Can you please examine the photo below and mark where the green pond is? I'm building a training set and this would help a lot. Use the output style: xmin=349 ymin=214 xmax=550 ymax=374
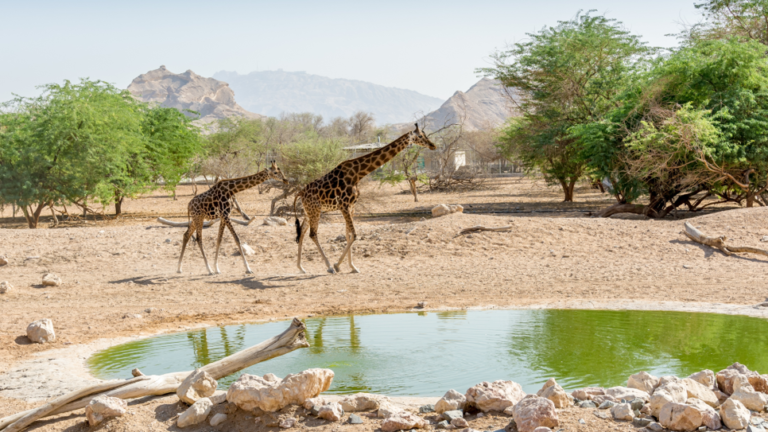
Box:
xmin=87 ymin=309 xmax=768 ymax=396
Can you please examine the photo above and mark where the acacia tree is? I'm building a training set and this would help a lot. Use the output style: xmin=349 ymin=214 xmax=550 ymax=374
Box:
xmin=481 ymin=13 xmax=648 ymax=201
xmin=0 ymin=80 xmax=144 ymax=227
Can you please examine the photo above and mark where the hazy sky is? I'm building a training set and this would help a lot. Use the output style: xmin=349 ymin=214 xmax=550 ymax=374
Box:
xmin=1 ymin=0 xmax=703 ymax=103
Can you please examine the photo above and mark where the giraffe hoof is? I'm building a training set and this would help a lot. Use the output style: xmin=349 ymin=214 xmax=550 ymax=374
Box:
xmin=351 ymin=268 xmax=360 ymax=274
xmin=333 ymin=264 xmax=341 ymax=273
xmin=245 ymin=270 xmax=253 ymax=275
xmin=327 ymin=267 xmax=336 ymax=274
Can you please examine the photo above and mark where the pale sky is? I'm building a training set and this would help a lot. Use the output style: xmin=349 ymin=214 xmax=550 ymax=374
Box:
xmin=1 ymin=0 xmax=703 ymax=103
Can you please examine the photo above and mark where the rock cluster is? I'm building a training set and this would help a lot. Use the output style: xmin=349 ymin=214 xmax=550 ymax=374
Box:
xmin=227 ymin=369 xmax=333 ymax=412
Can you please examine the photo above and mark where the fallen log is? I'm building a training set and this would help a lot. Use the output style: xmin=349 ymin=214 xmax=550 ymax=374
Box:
xmin=0 ymin=376 xmax=149 ymax=432
xmin=156 ymin=217 xmax=254 ymax=228
xmin=683 ymin=222 xmax=768 ymax=258
xmin=0 ymin=318 xmax=309 ymax=431
xmin=458 ymin=225 xmax=513 ymax=235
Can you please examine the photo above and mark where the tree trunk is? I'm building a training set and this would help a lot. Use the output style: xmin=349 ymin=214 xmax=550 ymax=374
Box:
xmin=559 ymin=179 xmax=576 ymax=202
xmin=408 ymin=177 xmax=418 ymax=202
xmin=22 ymin=203 xmax=45 ymax=229
xmin=49 ymin=205 xmax=58 ymax=228
xmin=746 ymin=193 xmax=755 ymax=208
xmin=114 ymin=194 xmax=124 ymax=216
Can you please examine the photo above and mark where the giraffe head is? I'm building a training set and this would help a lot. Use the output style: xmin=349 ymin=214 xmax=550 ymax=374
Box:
xmin=410 ymin=124 xmax=436 ymax=150
xmin=268 ymin=160 xmax=288 ymax=184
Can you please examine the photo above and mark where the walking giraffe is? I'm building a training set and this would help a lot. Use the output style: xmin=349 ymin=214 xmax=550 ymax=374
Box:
xmin=177 ymin=161 xmax=287 ymax=275
xmin=293 ymin=124 xmax=436 ymax=274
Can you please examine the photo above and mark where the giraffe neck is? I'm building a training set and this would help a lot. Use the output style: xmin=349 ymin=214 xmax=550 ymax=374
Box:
xmin=347 ymin=134 xmax=412 ymax=183
xmin=218 ymin=170 xmax=271 ymax=196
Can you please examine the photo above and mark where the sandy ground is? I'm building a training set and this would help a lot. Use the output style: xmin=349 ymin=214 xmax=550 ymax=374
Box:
xmin=1 ymin=178 xmax=767 ymax=431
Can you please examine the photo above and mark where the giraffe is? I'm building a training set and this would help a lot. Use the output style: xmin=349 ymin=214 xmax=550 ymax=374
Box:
xmin=293 ymin=124 xmax=436 ymax=274
xmin=177 ymin=161 xmax=287 ymax=275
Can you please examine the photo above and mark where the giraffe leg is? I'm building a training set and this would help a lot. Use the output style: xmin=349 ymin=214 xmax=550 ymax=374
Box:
xmin=296 ymin=219 xmax=310 ymax=274
xmin=308 ymin=214 xmax=335 ymax=274
xmin=195 ymin=224 xmax=214 ymax=275
xmin=334 ymin=208 xmax=359 ymax=273
xmin=225 ymin=220 xmax=253 ymax=274
xmin=177 ymin=224 xmax=194 ymax=273
xmin=213 ymin=217 xmax=227 ymax=274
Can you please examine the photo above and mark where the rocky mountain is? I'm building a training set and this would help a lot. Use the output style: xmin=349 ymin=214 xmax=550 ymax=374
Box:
xmin=127 ymin=66 xmax=262 ymax=124
xmin=212 ymin=70 xmax=444 ymax=124
xmin=416 ymin=77 xmax=519 ymax=132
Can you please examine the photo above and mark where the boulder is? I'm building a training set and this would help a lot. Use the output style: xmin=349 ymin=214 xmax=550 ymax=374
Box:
xmin=605 ymin=386 xmax=650 ymax=402
xmin=381 ymin=411 xmax=427 ymax=432
xmin=628 ymin=372 xmax=660 ymax=394
xmin=178 ymin=369 xmax=218 ymax=404
xmin=571 ymin=387 xmax=606 ymax=401
xmin=611 ymin=403 xmax=634 ymax=421
xmin=659 ymin=402 xmax=703 ymax=431
xmin=0 ymin=281 xmax=11 ymax=294
xmin=726 ymin=362 xmax=752 ymax=375
xmin=26 ymin=319 xmax=55 ymax=343
xmin=210 ymin=390 xmax=227 ymax=405
xmin=227 ymin=369 xmax=334 ymax=412
xmin=431 ymin=204 xmax=464 ymax=217
xmin=85 ymin=395 xmax=127 ymax=426
xmin=303 ymin=396 xmax=328 ymax=410
xmin=719 ymin=398 xmax=750 ymax=430
xmin=511 ymin=396 xmax=559 ymax=432
xmin=650 ymin=383 xmax=688 ymax=418
xmin=466 ymin=380 xmax=526 ymax=412
xmin=339 ymin=393 xmax=384 ymax=412
xmin=716 ymin=369 xmax=742 ymax=395
xmin=536 ymin=379 xmax=572 ymax=408
xmin=730 ymin=389 xmax=768 ymax=411
xmin=263 ymin=216 xmax=288 ymax=226
xmin=378 ymin=402 xmax=404 ymax=419
xmin=42 ymin=273 xmax=62 ymax=287
xmin=178 ymin=397 xmax=214 ymax=427
xmin=435 ymin=389 xmax=466 ymax=413
xmin=317 ymin=402 xmax=343 ymax=422
xmin=592 ymin=395 xmax=617 ymax=405
xmin=682 ymin=378 xmax=719 ymax=407
xmin=210 ymin=413 xmax=227 ymax=426
xmin=688 ymin=370 xmax=716 ymax=390
xmin=686 ymin=398 xmax=722 ymax=430
xmin=442 ymin=410 xmax=464 ymax=422
xmin=749 ymin=374 xmax=768 ymax=394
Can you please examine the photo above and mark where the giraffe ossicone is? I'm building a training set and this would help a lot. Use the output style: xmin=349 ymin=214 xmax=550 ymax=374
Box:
xmin=177 ymin=161 xmax=287 ymax=275
xmin=293 ymin=124 xmax=436 ymax=274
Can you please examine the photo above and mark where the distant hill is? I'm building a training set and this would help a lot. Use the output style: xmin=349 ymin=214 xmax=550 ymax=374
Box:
xmin=408 ymin=77 xmax=519 ymax=132
xmin=212 ymin=70 xmax=443 ymax=124
xmin=128 ymin=66 xmax=262 ymax=125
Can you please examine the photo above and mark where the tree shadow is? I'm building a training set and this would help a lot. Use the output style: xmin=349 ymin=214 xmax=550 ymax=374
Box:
xmin=669 ymin=239 xmax=768 ymax=263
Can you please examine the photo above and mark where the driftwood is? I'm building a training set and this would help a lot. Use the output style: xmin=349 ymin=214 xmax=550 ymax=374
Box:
xmin=156 ymin=217 xmax=254 ymax=228
xmin=683 ymin=222 xmax=768 ymax=258
xmin=459 ymin=225 xmax=513 ymax=235
xmin=0 ymin=319 xmax=308 ymax=431
xmin=177 ymin=317 xmax=309 ymax=404
xmin=0 ymin=376 xmax=149 ymax=432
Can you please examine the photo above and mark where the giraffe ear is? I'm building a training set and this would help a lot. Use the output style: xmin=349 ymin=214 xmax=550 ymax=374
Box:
xmin=414 ymin=123 xmax=420 ymax=133
xmin=271 ymin=160 xmax=277 ymax=168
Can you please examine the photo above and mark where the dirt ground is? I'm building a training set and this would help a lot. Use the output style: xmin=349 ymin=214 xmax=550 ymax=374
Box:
xmin=1 ymin=177 xmax=767 ymax=431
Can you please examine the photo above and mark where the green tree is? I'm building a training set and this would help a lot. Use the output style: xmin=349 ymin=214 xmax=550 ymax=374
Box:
xmin=691 ymin=0 xmax=768 ymax=44
xmin=481 ymin=13 xmax=648 ymax=201
xmin=0 ymin=80 xmax=144 ymax=228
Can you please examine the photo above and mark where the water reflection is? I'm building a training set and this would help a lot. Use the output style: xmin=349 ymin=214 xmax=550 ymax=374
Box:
xmin=88 ymin=310 xmax=768 ymax=395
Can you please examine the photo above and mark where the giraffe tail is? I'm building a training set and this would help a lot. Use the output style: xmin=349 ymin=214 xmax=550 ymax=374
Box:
xmin=293 ymin=191 xmax=303 ymax=243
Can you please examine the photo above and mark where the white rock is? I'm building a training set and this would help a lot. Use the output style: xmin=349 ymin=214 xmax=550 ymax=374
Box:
xmin=303 ymin=396 xmax=329 ymax=410
xmin=381 ymin=411 xmax=427 ymax=432
xmin=716 ymin=368 xmax=742 ymax=395
xmin=339 ymin=393 xmax=384 ymax=412
xmin=719 ymin=398 xmax=750 ymax=430
xmin=605 ymin=386 xmax=650 ymax=402
xmin=682 ymin=378 xmax=719 ymax=407
xmin=658 ymin=375 xmax=683 ymax=389
xmin=660 ymin=402 xmax=703 ymax=431
xmin=651 ymin=383 xmax=688 ymax=418
xmin=318 ymin=402 xmax=343 ymax=422
xmin=512 ymin=396 xmax=559 ymax=432
xmin=210 ymin=413 xmax=227 ymax=426
xmin=571 ymin=387 xmax=605 ymax=401
xmin=536 ymin=378 xmax=572 ymax=408
xmin=611 ymin=403 xmax=634 ymax=421
xmin=210 ymin=390 xmax=227 ymax=405
xmin=532 ymin=428 xmax=552 ymax=432
xmin=435 ymin=389 xmax=466 ymax=413
xmin=628 ymin=371 xmax=659 ymax=394
xmin=178 ymin=397 xmax=214 ymax=428
xmin=42 ymin=273 xmax=61 ymax=287
xmin=465 ymin=380 xmax=526 ymax=412
xmin=0 ymin=281 xmax=11 ymax=294
xmin=377 ymin=401 xmax=403 ymax=418
xmin=688 ymin=370 xmax=716 ymax=390
xmin=178 ymin=369 xmax=217 ymax=404
xmin=85 ymin=395 xmax=127 ymax=426
xmin=263 ymin=216 xmax=288 ymax=226
xmin=227 ymin=369 xmax=334 ymax=412
xmin=686 ymin=398 xmax=722 ymax=430
xmin=730 ymin=389 xmax=768 ymax=411
xmin=452 ymin=418 xmax=469 ymax=428
xmin=279 ymin=417 xmax=297 ymax=428
xmin=26 ymin=319 xmax=55 ymax=343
